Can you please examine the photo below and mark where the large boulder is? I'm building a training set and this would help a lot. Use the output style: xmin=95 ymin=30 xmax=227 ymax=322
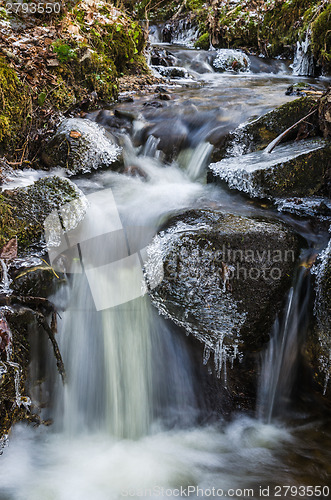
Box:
xmin=41 ymin=118 xmax=122 ymax=175
xmin=208 ymin=138 xmax=331 ymax=199
xmin=146 ymin=209 xmax=300 ymax=364
xmin=211 ymin=96 xmax=319 ymax=163
xmin=0 ymin=176 xmax=87 ymax=254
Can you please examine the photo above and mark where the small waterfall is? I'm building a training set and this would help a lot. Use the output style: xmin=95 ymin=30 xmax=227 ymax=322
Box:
xmin=257 ymin=268 xmax=310 ymax=423
xmin=0 ymin=259 xmax=12 ymax=295
xmin=292 ymin=30 xmax=315 ymax=76
xmin=48 ymin=144 xmax=206 ymax=438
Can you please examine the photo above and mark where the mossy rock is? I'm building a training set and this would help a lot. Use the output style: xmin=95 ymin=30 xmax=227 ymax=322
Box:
xmin=147 ymin=209 xmax=300 ymax=355
xmin=11 ymin=265 xmax=64 ymax=298
xmin=41 ymin=117 xmax=122 ymax=175
xmin=194 ymin=33 xmax=209 ymax=50
xmin=211 ymin=96 xmax=319 ymax=162
xmin=311 ymin=5 xmax=331 ymax=72
xmin=209 ymin=138 xmax=331 ymax=199
xmin=0 ymin=57 xmax=32 ymax=152
xmin=0 ymin=176 xmax=85 ymax=253
xmin=259 ymin=0 xmax=323 ymax=58
xmin=319 ymin=88 xmax=331 ymax=139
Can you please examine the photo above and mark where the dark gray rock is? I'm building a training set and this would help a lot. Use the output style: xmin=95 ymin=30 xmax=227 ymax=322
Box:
xmin=146 ymin=209 xmax=300 ymax=369
xmin=209 ymin=138 xmax=331 ymax=199
xmin=211 ymin=97 xmax=319 ymax=163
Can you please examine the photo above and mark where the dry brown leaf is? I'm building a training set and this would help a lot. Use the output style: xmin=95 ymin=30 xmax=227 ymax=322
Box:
xmin=0 ymin=237 xmax=17 ymax=261
xmin=67 ymin=24 xmax=80 ymax=35
xmin=69 ymin=130 xmax=82 ymax=139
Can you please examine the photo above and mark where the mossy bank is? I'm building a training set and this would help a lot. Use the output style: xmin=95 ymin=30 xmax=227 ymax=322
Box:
xmin=0 ymin=0 xmax=148 ymax=161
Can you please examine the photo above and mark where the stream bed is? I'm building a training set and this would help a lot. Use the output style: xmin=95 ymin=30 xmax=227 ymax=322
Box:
xmin=0 ymin=41 xmax=330 ymax=500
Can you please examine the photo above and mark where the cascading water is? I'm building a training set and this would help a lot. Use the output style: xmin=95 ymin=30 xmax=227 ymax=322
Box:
xmin=1 ymin=33 xmax=331 ymax=500
xmin=292 ymin=30 xmax=315 ymax=77
xmin=257 ymin=268 xmax=311 ymax=423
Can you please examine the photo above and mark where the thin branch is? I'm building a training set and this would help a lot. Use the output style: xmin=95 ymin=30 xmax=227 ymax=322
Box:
xmin=265 ymin=107 xmax=318 ymax=154
xmin=36 ymin=313 xmax=66 ymax=384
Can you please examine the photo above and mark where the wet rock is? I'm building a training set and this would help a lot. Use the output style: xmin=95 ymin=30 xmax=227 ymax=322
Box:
xmin=41 ymin=118 xmax=122 ymax=175
xmin=209 ymin=138 xmax=331 ymax=199
xmin=146 ymin=209 xmax=300 ymax=367
xmin=11 ymin=264 xmax=63 ymax=298
xmin=159 ymin=93 xmax=171 ymax=101
xmin=319 ymin=87 xmax=331 ymax=139
xmin=211 ymin=97 xmax=319 ymax=163
xmin=307 ymin=240 xmax=331 ymax=395
xmin=285 ymin=83 xmax=322 ymax=97
xmin=94 ymin=109 xmax=132 ymax=134
xmin=152 ymin=66 xmax=191 ymax=79
xmin=162 ymin=24 xmax=173 ymax=43
xmin=137 ymin=119 xmax=189 ymax=159
xmin=0 ymin=176 xmax=87 ymax=254
xmin=143 ymin=101 xmax=164 ymax=109
xmin=150 ymin=47 xmax=176 ymax=67
xmin=114 ymin=108 xmax=138 ymax=122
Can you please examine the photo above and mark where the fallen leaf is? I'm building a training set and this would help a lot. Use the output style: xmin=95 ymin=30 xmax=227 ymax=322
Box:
xmin=69 ymin=130 xmax=82 ymax=139
xmin=67 ymin=24 xmax=80 ymax=35
xmin=0 ymin=237 xmax=17 ymax=261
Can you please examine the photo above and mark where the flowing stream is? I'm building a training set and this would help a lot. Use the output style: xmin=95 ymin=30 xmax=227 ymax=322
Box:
xmin=0 ymin=40 xmax=331 ymax=500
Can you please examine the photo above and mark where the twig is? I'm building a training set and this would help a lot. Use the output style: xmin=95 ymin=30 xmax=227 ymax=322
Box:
xmin=265 ymin=107 xmax=318 ymax=154
xmin=36 ymin=313 xmax=66 ymax=383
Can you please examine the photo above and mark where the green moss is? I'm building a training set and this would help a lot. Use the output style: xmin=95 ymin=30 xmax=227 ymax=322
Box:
xmin=260 ymin=0 xmax=326 ymax=58
xmin=311 ymin=5 xmax=331 ymax=71
xmin=194 ymin=32 xmax=209 ymax=50
xmin=0 ymin=176 xmax=81 ymax=252
xmin=52 ymin=41 xmax=78 ymax=63
xmin=0 ymin=58 xmax=31 ymax=151
xmin=212 ymin=5 xmax=259 ymax=50
xmin=134 ymin=0 xmax=178 ymax=22
xmin=257 ymin=144 xmax=331 ymax=198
